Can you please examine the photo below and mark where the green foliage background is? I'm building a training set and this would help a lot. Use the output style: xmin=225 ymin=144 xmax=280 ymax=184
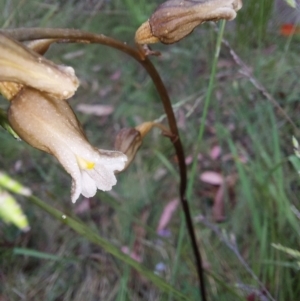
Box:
xmin=1 ymin=0 xmax=300 ymax=300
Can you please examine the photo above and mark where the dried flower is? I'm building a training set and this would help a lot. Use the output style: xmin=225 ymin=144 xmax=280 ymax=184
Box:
xmin=135 ymin=0 xmax=242 ymax=44
xmin=115 ymin=121 xmax=172 ymax=171
xmin=8 ymin=88 xmax=127 ymax=203
xmin=114 ymin=128 xmax=143 ymax=171
xmin=0 ymin=33 xmax=79 ymax=99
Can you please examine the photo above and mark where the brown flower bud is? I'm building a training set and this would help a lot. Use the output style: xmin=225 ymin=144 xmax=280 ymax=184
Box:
xmin=135 ymin=0 xmax=242 ymax=44
xmin=114 ymin=122 xmax=172 ymax=171
xmin=114 ymin=128 xmax=143 ymax=171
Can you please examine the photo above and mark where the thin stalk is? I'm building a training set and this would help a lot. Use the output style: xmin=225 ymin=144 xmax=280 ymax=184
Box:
xmin=173 ymin=20 xmax=226 ymax=301
xmin=187 ymin=21 xmax=226 ymax=197
xmin=2 ymin=28 xmax=206 ymax=300
xmin=167 ymin=211 xmax=186 ymax=301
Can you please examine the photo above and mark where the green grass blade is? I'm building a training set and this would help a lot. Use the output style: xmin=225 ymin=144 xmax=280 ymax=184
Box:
xmin=169 ymin=20 xmax=227 ymax=301
xmin=13 ymin=247 xmax=79 ymax=263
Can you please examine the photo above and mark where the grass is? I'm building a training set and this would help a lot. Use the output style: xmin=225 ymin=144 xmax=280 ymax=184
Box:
xmin=1 ymin=0 xmax=300 ymax=300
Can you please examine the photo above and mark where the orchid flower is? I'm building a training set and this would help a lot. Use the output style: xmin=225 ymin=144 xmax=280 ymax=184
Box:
xmin=0 ymin=34 xmax=126 ymax=202
xmin=8 ymin=88 xmax=127 ymax=203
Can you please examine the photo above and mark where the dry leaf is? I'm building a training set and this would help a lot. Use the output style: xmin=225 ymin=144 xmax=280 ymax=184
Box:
xmin=121 ymin=246 xmax=142 ymax=262
xmin=74 ymin=198 xmax=91 ymax=214
xmin=200 ymin=171 xmax=223 ymax=185
xmin=76 ymin=104 xmax=114 ymax=116
xmin=110 ymin=70 xmax=121 ymax=81
xmin=213 ymin=184 xmax=226 ymax=222
xmin=157 ymin=199 xmax=179 ymax=232
xmin=210 ymin=145 xmax=222 ymax=160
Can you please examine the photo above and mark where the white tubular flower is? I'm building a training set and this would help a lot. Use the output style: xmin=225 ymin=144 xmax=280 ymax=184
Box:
xmin=8 ymin=87 xmax=127 ymax=203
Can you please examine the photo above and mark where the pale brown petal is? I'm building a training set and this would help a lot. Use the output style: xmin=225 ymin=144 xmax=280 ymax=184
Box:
xmin=0 ymin=33 xmax=78 ymax=99
xmin=135 ymin=0 xmax=242 ymax=44
xmin=8 ymin=88 xmax=126 ymax=203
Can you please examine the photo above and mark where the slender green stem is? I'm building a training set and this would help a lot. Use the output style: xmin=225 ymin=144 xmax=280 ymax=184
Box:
xmin=167 ymin=211 xmax=186 ymax=301
xmin=187 ymin=20 xmax=226 ymax=197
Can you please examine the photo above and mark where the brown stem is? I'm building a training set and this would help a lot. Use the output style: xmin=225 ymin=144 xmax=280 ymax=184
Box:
xmin=2 ymin=28 xmax=207 ymax=301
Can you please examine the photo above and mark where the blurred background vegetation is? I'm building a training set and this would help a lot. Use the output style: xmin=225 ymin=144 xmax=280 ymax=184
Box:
xmin=0 ymin=0 xmax=300 ymax=300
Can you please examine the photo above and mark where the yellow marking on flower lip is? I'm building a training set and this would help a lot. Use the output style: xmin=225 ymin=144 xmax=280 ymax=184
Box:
xmin=86 ymin=161 xmax=95 ymax=169
xmin=76 ymin=156 xmax=95 ymax=170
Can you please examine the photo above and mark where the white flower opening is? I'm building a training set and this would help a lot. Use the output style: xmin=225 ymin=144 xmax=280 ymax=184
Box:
xmin=68 ymin=150 xmax=127 ymax=203
xmin=8 ymin=88 xmax=127 ymax=203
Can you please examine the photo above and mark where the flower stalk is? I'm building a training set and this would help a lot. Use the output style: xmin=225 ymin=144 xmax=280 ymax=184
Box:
xmin=0 ymin=6 xmax=241 ymax=295
xmin=0 ymin=26 xmax=202 ymax=298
